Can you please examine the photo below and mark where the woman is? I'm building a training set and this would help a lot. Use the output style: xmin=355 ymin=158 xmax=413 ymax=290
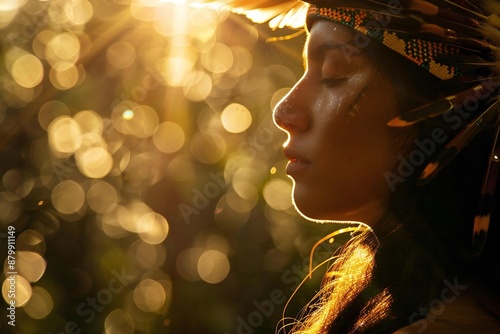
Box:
xmin=206 ymin=0 xmax=500 ymax=332
xmin=274 ymin=12 xmax=500 ymax=333
xmin=272 ymin=1 xmax=500 ymax=333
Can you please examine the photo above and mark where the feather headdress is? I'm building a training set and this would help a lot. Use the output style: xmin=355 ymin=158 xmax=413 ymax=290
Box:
xmin=196 ymin=0 xmax=500 ymax=253
xmin=192 ymin=0 xmax=309 ymax=28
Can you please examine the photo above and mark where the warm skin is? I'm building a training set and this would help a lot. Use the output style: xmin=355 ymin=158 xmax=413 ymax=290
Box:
xmin=274 ymin=20 xmax=407 ymax=224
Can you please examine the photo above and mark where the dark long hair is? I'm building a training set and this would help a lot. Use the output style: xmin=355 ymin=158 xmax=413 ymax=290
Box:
xmin=286 ymin=32 xmax=500 ymax=334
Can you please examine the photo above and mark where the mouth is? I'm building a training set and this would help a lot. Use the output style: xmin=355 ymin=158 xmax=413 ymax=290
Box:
xmin=283 ymin=146 xmax=310 ymax=175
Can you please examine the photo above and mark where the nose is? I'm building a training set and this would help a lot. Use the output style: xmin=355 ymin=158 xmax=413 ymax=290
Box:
xmin=273 ymin=81 xmax=310 ymax=133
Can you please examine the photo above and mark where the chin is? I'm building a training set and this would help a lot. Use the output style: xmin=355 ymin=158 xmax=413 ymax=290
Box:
xmin=290 ymin=177 xmax=389 ymax=224
xmin=291 ymin=184 xmax=339 ymax=221
xmin=291 ymin=188 xmax=379 ymax=224
xmin=293 ymin=202 xmax=375 ymax=225
xmin=292 ymin=195 xmax=349 ymax=222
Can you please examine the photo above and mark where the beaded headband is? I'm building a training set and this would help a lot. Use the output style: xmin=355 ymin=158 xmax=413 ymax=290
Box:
xmin=306 ymin=5 xmax=467 ymax=80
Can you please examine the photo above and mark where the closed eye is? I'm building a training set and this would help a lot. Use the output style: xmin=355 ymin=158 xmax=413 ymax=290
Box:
xmin=321 ymin=77 xmax=348 ymax=88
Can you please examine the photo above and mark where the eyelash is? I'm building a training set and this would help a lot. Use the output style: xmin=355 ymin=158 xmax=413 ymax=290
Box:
xmin=320 ymin=77 xmax=347 ymax=88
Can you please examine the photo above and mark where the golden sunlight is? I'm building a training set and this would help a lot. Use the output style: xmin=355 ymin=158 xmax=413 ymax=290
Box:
xmin=0 ymin=0 xmax=307 ymax=332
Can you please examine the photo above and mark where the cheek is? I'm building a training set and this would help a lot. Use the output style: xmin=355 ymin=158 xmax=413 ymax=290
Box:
xmin=321 ymin=89 xmax=401 ymax=186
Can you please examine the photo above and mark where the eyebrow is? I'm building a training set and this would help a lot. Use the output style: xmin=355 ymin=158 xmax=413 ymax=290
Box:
xmin=303 ymin=41 xmax=358 ymax=68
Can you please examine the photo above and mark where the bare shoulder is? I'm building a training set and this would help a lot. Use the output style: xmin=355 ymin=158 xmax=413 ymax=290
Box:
xmin=393 ymin=287 xmax=500 ymax=334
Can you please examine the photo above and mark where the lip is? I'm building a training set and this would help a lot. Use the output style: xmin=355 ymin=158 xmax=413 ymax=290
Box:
xmin=283 ymin=146 xmax=310 ymax=175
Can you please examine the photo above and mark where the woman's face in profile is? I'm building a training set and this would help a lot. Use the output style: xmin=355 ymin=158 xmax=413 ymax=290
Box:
xmin=274 ymin=20 xmax=404 ymax=223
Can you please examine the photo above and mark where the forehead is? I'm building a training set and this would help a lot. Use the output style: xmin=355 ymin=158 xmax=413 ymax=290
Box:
xmin=307 ymin=20 xmax=356 ymax=50
xmin=304 ymin=20 xmax=362 ymax=65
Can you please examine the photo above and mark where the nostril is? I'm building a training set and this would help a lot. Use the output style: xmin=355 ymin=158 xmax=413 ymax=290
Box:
xmin=273 ymin=109 xmax=292 ymax=132
xmin=273 ymin=102 xmax=309 ymax=132
xmin=277 ymin=120 xmax=298 ymax=132
xmin=273 ymin=111 xmax=287 ymax=130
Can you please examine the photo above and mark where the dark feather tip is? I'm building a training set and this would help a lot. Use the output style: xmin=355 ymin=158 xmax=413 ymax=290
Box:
xmin=417 ymin=147 xmax=458 ymax=185
xmin=397 ymin=99 xmax=454 ymax=124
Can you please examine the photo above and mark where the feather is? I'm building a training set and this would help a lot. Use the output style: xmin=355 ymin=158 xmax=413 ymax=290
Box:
xmin=192 ymin=0 xmax=308 ymax=28
xmin=269 ymin=2 xmax=309 ymax=29
xmin=433 ymin=55 xmax=494 ymax=71
xmin=481 ymin=22 xmax=500 ymax=44
xmin=445 ymin=34 xmax=496 ymax=51
xmin=441 ymin=0 xmax=487 ymax=18
xmin=437 ymin=7 xmax=481 ymax=28
xmin=408 ymin=0 xmax=438 ymax=16
xmin=473 ymin=116 xmax=500 ymax=256
xmin=307 ymin=0 xmax=403 ymax=13
xmin=388 ymin=99 xmax=453 ymax=127
xmin=418 ymin=100 xmax=500 ymax=184
xmin=473 ymin=125 xmax=500 ymax=255
xmin=388 ymin=83 xmax=495 ymax=127
xmin=407 ymin=0 xmax=481 ymax=30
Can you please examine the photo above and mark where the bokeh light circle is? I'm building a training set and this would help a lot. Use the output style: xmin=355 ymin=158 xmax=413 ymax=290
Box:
xmin=128 ymin=241 xmax=166 ymax=270
xmin=202 ymin=43 xmax=233 ymax=74
xmin=38 ymin=100 xmax=71 ymax=130
xmin=87 ymin=181 xmax=118 ymax=214
xmin=183 ymin=71 xmax=212 ymax=102
xmin=104 ymin=309 xmax=135 ymax=334
xmin=197 ymin=250 xmax=230 ymax=284
xmin=0 ymin=191 xmax=23 ymax=223
xmin=76 ymin=146 xmax=113 ymax=179
xmin=101 ymin=205 xmax=129 ymax=239
xmin=24 ymin=286 xmax=53 ymax=319
xmin=221 ymin=103 xmax=252 ymax=134
xmin=112 ymin=104 xmax=159 ymax=138
xmin=152 ymin=122 xmax=185 ymax=154
xmin=138 ymin=212 xmax=169 ymax=244
xmin=74 ymin=110 xmax=103 ymax=135
xmin=133 ymin=279 xmax=166 ymax=312
xmin=48 ymin=116 xmax=82 ymax=154
xmin=17 ymin=230 xmax=46 ymax=255
xmin=49 ymin=64 xmax=80 ymax=90
xmin=51 ymin=180 xmax=86 ymax=214
xmin=263 ymin=179 xmax=293 ymax=211
xmin=16 ymin=251 xmax=47 ymax=282
xmin=46 ymin=32 xmax=80 ymax=70
xmin=11 ymin=54 xmax=44 ymax=88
